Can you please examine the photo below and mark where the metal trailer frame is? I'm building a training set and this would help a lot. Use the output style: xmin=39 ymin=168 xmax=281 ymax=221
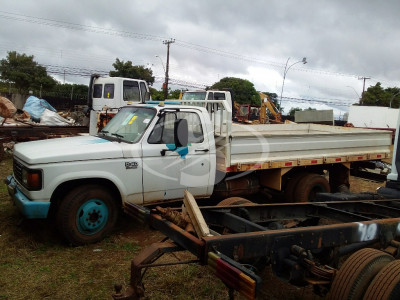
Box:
xmin=0 ymin=125 xmax=88 ymax=140
xmin=114 ymin=199 xmax=400 ymax=300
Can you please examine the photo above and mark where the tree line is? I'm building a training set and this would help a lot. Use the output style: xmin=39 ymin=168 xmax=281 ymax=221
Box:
xmin=0 ymin=51 xmax=277 ymax=108
xmin=361 ymin=83 xmax=400 ymax=108
xmin=2 ymin=50 xmax=396 ymax=111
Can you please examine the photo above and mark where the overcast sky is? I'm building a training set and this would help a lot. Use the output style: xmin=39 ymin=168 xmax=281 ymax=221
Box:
xmin=1 ymin=0 xmax=399 ymax=114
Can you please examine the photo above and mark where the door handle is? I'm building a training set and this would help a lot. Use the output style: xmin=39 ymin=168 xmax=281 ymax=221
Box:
xmin=195 ymin=148 xmax=209 ymax=152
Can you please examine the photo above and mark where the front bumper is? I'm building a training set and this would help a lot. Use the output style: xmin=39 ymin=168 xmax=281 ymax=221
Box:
xmin=5 ymin=175 xmax=50 ymax=219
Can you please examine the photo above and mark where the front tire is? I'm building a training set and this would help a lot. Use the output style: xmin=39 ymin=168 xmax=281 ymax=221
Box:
xmin=57 ymin=184 xmax=118 ymax=246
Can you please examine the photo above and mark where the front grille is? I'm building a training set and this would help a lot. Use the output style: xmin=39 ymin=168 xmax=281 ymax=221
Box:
xmin=13 ymin=159 xmax=23 ymax=183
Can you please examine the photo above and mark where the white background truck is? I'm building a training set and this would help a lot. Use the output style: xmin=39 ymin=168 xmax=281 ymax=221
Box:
xmin=86 ymin=74 xmax=151 ymax=135
xmin=5 ymin=93 xmax=392 ymax=245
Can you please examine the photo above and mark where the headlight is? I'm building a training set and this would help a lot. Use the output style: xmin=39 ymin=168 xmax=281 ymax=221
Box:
xmin=21 ymin=168 xmax=42 ymax=190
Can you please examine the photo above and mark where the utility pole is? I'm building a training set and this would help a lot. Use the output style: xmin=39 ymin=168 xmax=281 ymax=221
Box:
xmin=358 ymin=76 xmax=370 ymax=105
xmin=163 ymin=38 xmax=175 ymax=100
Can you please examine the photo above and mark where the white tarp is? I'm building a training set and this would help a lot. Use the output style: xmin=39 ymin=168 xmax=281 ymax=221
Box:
xmin=40 ymin=109 xmax=74 ymax=126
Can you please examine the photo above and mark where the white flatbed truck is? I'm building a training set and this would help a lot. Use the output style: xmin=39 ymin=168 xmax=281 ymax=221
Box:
xmin=5 ymin=94 xmax=392 ymax=245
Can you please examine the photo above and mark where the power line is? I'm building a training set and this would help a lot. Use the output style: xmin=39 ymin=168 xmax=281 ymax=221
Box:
xmin=0 ymin=11 xmax=164 ymax=42
xmin=281 ymin=96 xmax=356 ymax=107
xmin=0 ymin=10 xmax=378 ymax=81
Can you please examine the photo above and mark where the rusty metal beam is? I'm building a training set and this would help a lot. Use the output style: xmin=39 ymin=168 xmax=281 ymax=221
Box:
xmin=1 ymin=125 xmax=88 ymax=140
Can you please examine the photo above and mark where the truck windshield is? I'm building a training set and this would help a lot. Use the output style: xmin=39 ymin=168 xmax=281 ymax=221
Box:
xmin=181 ymin=92 xmax=206 ymax=100
xmin=99 ymin=107 xmax=156 ymax=143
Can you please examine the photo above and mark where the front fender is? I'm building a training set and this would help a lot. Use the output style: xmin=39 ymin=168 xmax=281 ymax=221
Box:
xmin=42 ymin=159 xmax=143 ymax=205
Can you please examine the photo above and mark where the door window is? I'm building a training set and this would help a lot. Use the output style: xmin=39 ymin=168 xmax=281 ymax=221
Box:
xmin=104 ymin=84 xmax=114 ymax=99
xmin=123 ymin=81 xmax=140 ymax=101
xmin=93 ymin=84 xmax=102 ymax=98
xmin=148 ymin=111 xmax=204 ymax=144
xmin=140 ymin=82 xmax=150 ymax=101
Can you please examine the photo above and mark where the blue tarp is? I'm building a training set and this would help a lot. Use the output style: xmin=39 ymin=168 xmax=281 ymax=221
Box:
xmin=23 ymin=96 xmax=57 ymax=122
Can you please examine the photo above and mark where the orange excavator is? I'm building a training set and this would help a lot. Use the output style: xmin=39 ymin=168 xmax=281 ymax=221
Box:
xmin=259 ymin=92 xmax=282 ymax=124
xmin=234 ymin=93 xmax=283 ymax=124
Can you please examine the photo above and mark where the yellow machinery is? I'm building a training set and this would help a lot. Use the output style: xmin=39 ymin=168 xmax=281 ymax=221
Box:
xmin=259 ymin=92 xmax=282 ymax=123
xmin=233 ymin=93 xmax=283 ymax=124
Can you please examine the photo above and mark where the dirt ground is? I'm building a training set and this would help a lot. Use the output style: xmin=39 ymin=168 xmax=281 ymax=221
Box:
xmin=0 ymin=152 xmax=390 ymax=299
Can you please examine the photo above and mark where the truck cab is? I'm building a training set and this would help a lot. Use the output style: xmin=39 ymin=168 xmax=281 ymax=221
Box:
xmin=88 ymin=75 xmax=151 ymax=135
xmin=6 ymin=102 xmax=217 ymax=245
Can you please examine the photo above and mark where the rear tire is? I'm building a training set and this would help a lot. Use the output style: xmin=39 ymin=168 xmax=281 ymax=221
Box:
xmin=284 ymin=172 xmax=307 ymax=202
xmin=57 ymin=184 xmax=118 ymax=246
xmin=216 ymin=197 xmax=265 ymax=271
xmin=363 ymin=259 xmax=400 ymax=300
xmin=327 ymin=248 xmax=393 ymax=300
xmin=293 ymin=174 xmax=330 ymax=202
xmin=216 ymin=197 xmax=253 ymax=206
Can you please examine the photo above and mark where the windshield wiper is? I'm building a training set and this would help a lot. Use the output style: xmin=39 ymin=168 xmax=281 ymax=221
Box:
xmin=112 ymin=133 xmax=124 ymax=138
xmin=99 ymin=130 xmax=109 ymax=135
xmin=111 ymin=133 xmax=125 ymax=142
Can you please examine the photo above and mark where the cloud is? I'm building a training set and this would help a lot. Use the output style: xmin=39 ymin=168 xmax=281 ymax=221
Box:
xmin=1 ymin=0 xmax=399 ymax=112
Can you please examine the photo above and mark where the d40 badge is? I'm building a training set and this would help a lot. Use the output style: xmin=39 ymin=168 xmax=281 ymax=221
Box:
xmin=125 ymin=161 xmax=138 ymax=169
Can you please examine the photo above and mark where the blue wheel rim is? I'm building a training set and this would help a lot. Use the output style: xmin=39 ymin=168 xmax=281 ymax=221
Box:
xmin=76 ymin=199 xmax=109 ymax=235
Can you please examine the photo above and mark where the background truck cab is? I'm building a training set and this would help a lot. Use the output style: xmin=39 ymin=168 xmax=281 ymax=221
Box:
xmin=87 ymin=74 xmax=151 ymax=135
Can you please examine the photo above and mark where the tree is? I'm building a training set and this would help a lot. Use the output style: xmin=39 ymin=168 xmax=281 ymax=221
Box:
xmin=288 ymin=107 xmax=315 ymax=117
xmin=150 ymin=87 xmax=182 ymax=100
xmin=150 ymin=87 xmax=164 ymax=100
xmin=169 ymin=89 xmax=182 ymax=99
xmin=52 ymin=82 xmax=88 ymax=98
xmin=210 ymin=77 xmax=260 ymax=105
xmin=0 ymin=51 xmax=57 ymax=94
xmin=361 ymin=82 xmax=400 ymax=108
xmin=289 ymin=107 xmax=303 ymax=117
xmin=109 ymin=58 xmax=154 ymax=85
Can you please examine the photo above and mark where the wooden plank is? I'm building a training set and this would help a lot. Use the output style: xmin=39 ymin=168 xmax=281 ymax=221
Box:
xmin=183 ymin=190 xmax=211 ymax=238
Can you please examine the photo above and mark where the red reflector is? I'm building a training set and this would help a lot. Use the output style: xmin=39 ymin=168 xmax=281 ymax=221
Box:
xmin=285 ymin=162 xmax=292 ymax=166
xmin=226 ymin=167 xmax=231 ymax=171
xmin=335 ymin=158 xmax=341 ymax=162
xmin=377 ymin=155 xmax=382 ymax=158
xmin=216 ymin=258 xmax=241 ymax=289
xmin=358 ymin=156 xmax=363 ymax=160
xmin=254 ymin=164 xmax=261 ymax=169
xmin=311 ymin=160 xmax=317 ymax=164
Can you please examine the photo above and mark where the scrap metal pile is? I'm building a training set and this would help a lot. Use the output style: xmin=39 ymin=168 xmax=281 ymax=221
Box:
xmin=0 ymin=95 xmax=88 ymax=159
xmin=0 ymin=95 xmax=77 ymax=127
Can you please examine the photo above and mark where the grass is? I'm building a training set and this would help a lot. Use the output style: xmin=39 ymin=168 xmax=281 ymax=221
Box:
xmin=0 ymin=154 xmax=228 ymax=300
xmin=0 ymin=152 xmax=389 ymax=299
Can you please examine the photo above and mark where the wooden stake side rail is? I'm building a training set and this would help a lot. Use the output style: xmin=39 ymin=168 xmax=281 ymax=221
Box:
xmin=223 ymin=152 xmax=390 ymax=172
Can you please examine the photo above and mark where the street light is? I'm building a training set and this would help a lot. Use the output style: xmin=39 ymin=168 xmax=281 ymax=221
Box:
xmin=390 ymin=91 xmax=400 ymax=108
xmin=155 ymin=55 xmax=167 ymax=99
xmin=279 ymin=57 xmax=307 ymax=108
xmin=155 ymin=55 xmax=165 ymax=73
xmin=346 ymin=86 xmax=360 ymax=104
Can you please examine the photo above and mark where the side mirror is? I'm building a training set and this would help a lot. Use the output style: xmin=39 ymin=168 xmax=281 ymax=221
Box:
xmin=174 ymin=119 xmax=188 ymax=147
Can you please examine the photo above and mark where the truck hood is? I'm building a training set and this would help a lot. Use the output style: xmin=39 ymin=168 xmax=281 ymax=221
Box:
xmin=14 ymin=135 xmax=124 ymax=164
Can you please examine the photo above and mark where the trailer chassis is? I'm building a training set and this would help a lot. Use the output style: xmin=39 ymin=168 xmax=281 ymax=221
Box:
xmin=113 ymin=199 xmax=400 ymax=299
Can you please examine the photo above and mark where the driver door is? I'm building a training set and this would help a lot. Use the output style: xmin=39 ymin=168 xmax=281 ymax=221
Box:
xmin=142 ymin=109 xmax=212 ymax=203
